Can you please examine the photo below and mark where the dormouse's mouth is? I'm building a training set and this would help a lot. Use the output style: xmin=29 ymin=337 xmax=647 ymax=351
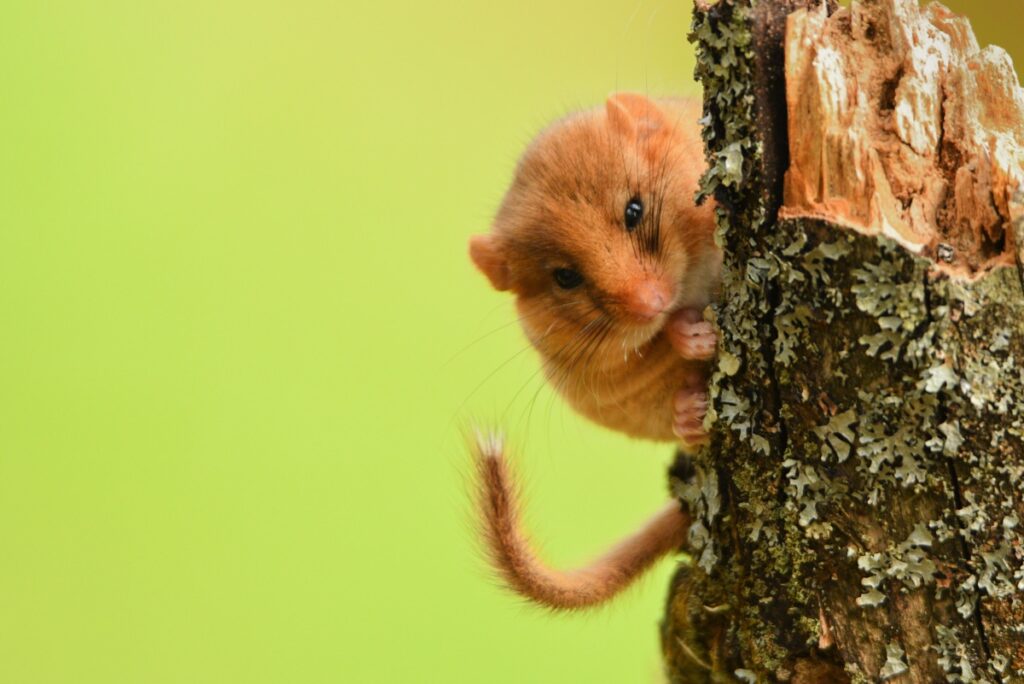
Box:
xmin=614 ymin=281 xmax=698 ymax=355
xmin=616 ymin=308 xmax=674 ymax=355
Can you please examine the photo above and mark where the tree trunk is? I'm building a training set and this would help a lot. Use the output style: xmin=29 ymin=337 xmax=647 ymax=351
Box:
xmin=662 ymin=1 xmax=1024 ymax=682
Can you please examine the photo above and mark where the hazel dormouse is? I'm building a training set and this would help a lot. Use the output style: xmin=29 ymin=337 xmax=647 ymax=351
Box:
xmin=469 ymin=94 xmax=721 ymax=610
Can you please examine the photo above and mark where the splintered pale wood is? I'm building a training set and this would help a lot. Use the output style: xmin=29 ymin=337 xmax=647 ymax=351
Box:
xmin=781 ymin=0 xmax=1024 ymax=277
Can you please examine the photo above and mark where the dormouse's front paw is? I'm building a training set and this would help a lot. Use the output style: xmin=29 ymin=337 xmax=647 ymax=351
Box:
xmin=673 ymin=387 xmax=709 ymax=449
xmin=667 ymin=308 xmax=717 ymax=361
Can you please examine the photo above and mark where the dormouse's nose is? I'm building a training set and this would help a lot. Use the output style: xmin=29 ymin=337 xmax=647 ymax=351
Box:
xmin=622 ymin=278 xmax=674 ymax=322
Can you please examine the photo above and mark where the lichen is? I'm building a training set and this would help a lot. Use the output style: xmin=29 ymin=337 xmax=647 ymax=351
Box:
xmin=879 ymin=642 xmax=909 ymax=680
xmin=676 ymin=0 xmax=809 ymax=676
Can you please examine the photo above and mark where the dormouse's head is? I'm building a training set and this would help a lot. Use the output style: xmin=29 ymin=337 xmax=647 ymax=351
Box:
xmin=469 ymin=93 xmax=715 ymax=369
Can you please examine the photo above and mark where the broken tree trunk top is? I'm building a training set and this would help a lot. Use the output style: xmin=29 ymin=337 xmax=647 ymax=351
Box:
xmin=780 ymin=0 xmax=1024 ymax=279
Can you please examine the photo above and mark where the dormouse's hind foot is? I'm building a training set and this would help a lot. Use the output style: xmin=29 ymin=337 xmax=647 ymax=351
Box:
xmin=673 ymin=388 xmax=708 ymax=449
xmin=673 ymin=386 xmax=709 ymax=450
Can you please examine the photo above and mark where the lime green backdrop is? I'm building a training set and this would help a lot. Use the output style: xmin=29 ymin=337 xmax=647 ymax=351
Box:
xmin=0 ymin=2 xmax=1019 ymax=682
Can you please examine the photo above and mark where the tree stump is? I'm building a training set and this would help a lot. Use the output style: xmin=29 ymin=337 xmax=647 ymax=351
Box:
xmin=662 ymin=1 xmax=1024 ymax=681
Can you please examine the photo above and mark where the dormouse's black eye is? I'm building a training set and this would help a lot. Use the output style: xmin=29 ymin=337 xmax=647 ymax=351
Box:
xmin=553 ymin=268 xmax=584 ymax=290
xmin=624 ymin=197 xmax=644 ymax=231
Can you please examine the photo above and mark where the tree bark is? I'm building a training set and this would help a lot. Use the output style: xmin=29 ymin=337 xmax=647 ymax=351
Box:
xmin=662 ymin=1 xmax=1024 ymax=682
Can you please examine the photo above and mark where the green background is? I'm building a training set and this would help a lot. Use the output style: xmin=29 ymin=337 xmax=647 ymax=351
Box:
xmin=1 ymin=1 xmax=1019 ymax=682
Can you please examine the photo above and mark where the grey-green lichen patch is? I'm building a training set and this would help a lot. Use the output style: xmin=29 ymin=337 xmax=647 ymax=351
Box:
xmin=855 ymin=525 xmax=938 ymax=607
xmin=935 ymin=267 xmax=1024 ymax=679
xmin=674 ymin=467 xmax=724 ymax=574
xmin=933 ymin=625 xmax=991 ymax=683
xmin=814 ymin=410 xmax=857 ymax=462
xmin=734 ymin=668 xmax=758 ymax=683
xmin=692 ymin=2 xmax=757 ymax=207
xmin=677 ymin=0 xmax=811 ymax=677
xmin=879 ymin=642 xmax=909 ymax=680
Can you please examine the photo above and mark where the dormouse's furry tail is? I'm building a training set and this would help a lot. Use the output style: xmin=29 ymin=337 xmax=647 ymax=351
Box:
xmin=471 ymin=431 xmax=690 ymax=610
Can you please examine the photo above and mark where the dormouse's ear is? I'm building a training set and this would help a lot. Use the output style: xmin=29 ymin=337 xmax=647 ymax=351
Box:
xmin=605 ymin=93 xmax=667 ymax=139
xmin=469 ymin=234 xmax=510 ymax=291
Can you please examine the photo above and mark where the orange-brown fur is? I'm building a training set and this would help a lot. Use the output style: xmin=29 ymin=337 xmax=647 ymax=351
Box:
xmin=472 ymin=95 xmax=718 ymax=441
xmin=469 ymin=94 xmax=718 ymax=610
xmin=472 ymin=432 xmax=690 ymax=610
